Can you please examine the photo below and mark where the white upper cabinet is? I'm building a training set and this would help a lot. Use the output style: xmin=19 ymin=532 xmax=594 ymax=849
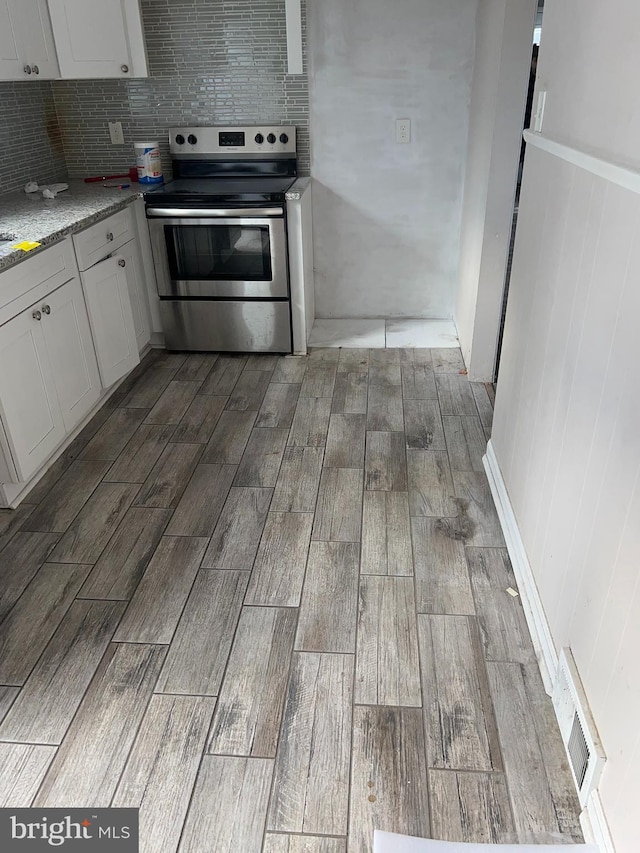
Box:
xmin=47 ymin=0 xmax=148 ymax=79
xmin=0 ymin=0 xmax=59 ymax=81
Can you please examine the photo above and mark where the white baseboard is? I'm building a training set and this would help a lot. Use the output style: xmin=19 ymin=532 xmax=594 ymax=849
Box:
xmin=483 ymin=439 xmax=616 ymax=853
xmin=483 ymin=440 xmax=558 ymax=693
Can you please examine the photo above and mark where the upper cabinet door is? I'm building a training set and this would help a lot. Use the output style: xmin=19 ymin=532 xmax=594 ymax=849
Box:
xmin=0 ymin=0 xmax=59 ymax=81
xmin=48 ymin=0 xmax=148 ymax=79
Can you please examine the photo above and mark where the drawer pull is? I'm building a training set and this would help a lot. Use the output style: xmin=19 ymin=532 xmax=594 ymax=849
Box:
xmin=106 ymin=232 xmax=114 ymax=241
xmin=24 ymin=65 xmax=32 ymax=75
xmin=118 ymin=259 xmax=126 ymax=267
xmin=121 ymin=64 xmax=129 ymax=73
xmin=42 ymin=304 xmax=51 ymax=315
xmin=33 ymin=65 xmax=40 ymax=75
xmin=32 ymin=310 xmax=42 ymax=321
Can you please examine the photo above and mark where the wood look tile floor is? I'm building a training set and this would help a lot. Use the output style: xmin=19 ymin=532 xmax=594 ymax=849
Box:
xmin=0 ymin=347 xmax=583 ymax=852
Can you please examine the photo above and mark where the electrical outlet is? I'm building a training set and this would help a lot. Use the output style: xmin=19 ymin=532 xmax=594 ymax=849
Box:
xmin=395 ymin=118 xmax=411 ymax=144
xmin=108 ymin=121 xmax=125 ymax=145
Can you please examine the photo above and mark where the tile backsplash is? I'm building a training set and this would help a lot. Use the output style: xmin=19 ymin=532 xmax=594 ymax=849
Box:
xmin=51 ymin=0 xmax=310 ymax=180
xmin=0 ymin=82 xmax=67 ymax=195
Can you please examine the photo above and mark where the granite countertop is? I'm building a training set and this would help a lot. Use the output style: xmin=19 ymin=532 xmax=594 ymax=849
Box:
xmin=0 ymin=181 xmax=143 ymax=273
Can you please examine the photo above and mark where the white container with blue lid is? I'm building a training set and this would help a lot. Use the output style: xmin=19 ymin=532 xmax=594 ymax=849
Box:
xmin=135 ymin=141 xmax=163 ymax=184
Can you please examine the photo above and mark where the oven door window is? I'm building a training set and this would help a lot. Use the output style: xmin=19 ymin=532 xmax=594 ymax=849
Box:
xmin=165 ymin=224 xmax=273 ymax=282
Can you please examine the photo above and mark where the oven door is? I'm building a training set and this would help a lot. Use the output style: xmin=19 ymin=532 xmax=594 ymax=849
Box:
xmin=147 ymin=208 xmax=289 ymax=299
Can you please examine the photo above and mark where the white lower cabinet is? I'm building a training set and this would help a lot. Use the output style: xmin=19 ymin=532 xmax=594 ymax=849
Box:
xmin=0 ymin=277 xmax=99 ymax=482
xmin=123 ymin=236 xmax=151 ymax=352
xmin=81 ymin=242 xmax=140 ymax=388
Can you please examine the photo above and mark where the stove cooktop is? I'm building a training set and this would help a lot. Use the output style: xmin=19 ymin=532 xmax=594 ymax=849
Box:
xmin=144 ymin=176 xmax=297 ymax=205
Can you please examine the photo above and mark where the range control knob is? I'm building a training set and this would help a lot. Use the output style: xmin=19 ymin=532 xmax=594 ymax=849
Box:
xmin=187 ymin=134 xmax=198 ymax=145
xmin=267 ymin=133 xmax=277 ymax=144
xmin=255 ymin=133 xmax=264 ymax=144
xmin=175 ymin=134 xmax=185 ymax=145
xmin=279 ymin=133 xmax=289 ymax=144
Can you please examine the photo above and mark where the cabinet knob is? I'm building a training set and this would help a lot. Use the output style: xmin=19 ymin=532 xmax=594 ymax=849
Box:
xmin=33 ymin=65 xmax=40 ymax=75
xmin=42 ymin=304 xmax=51 ymax=315
xmin=121 ymin=64 xmax=129 ymax=73
xmin=118 ymin=259 xmax=126 ymax=267
xmin=32 ymin=310 xmax=42 ymax=321
xmin=106 ymin=232 xmax=114 ymax=241
xmin=24 ymin=65 xmax=32 ymax=75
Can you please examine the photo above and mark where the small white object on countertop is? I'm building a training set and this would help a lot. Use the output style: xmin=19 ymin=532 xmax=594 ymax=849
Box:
xmin=24 ymin=182 xmax=70 ymax=198
xmin=24 ymin=182 xmax=39 ymax=193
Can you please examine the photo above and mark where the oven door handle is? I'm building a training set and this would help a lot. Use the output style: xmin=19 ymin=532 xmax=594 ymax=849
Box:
xmin=146 ymin=207 xmax=284 ymax=218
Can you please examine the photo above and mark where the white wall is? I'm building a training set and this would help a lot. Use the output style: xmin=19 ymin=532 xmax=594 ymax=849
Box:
xmin=307 ymin=0 xmax=476 ymax=319
xmin=455 ymin=0 xmax=537 ymax=380
xmin=492 ymin=2 xmax=640 ymax=850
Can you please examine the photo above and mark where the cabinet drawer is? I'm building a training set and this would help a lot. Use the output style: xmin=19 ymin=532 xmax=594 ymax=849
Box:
xmin=73 ymin=207 xmax=133 ymax=271
xmin=0 ymin=238 xmax=76 ymax=315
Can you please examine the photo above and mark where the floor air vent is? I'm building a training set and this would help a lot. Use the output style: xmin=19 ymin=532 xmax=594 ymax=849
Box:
xmin=552 ymin=648 xmax=606 ymax=806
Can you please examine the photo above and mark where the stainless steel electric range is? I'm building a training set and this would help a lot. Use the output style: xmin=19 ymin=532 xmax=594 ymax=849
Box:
xmin=144 ymin=125 xmax=298 ymax=352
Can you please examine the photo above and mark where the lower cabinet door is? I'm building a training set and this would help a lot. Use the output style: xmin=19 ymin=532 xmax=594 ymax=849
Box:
xmin=122 ymin=237 xmax=151 ymax=352
xmin=0 ymin=300 xmax=66 ymax=482
xmin=41 ymin=276 xmax=101 ymax=432
xmin=81 ymin=253 xmax=140 ymax=387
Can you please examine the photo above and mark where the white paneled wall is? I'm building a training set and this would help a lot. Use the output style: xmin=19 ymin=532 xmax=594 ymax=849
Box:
xmin=492 ymin=142 xmax=640 ymax=852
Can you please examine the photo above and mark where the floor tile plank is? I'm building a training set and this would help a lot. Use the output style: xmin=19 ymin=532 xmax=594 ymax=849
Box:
xmin=104 ymin=424 xmax=176 ymax=483
xmin=369 ymin=361 xmax=402 ymax=387
xmin=198 ymin=354 xmax=247 ymax=395
xmin=300 ymin=363 xmax=337 ymax=398
xmin=295 ymin=541 xmax=359 ymax=653
xmin=288 ymin=397 xmax=332 ymax=447
xmin=22 ymin=461 xmax=111 ymax=533
xmin=156 ymin=570 xmax=248 ymax=696
xmin=349 ymin=706 xmax=430 ymax=853
xmin=401 ymin=362 xmax=438 ymax=400
xmin=0 ymin=503 xmax=36 ymax=551
xmin=175 ymin=353 xmax=219 ymax=382
xmin=145 ymin=380 xmax=202 ymax=425
xmin=411 ymin=517 xmax=475 ymax=614
xmin=418 ymin=614 xmax=500 ymax=771
xmin=48 ymin=482 xmax=139 ymax=564
xmin=471 ymin=381 xmax=494 ymax=430
xmin=403 ymin=398 xmax=446 ymax=451
xmin=165 ymin=463 xmax=237 ymax=536
xmin=324 ymin=413 xmax=366 ymax=468
xmin=201 ymin=487 xmax=272 ymax=570
xmin=113 ymin=536 xmax=209 ymax=644
xmin=256 ymin=383 xmax=301 ymax=428
xmin=121 ymin=365 xmax=178 ymax=409
xmin=201 ymin=410 xmax=257 ymax=463
xmin=245 ymin=512 xmax=314 ymax=607
xmin=178 ymin=756 xmax=273 ymax=853
xmin=80 ymin=407 xmax=148 ymax=460
xmin=233 ymin=428 xmax=289 ymax=488
xmin=436 ymin=374 xmax=478 ymax=416
xmin=453 ymin=471 xmax=505 ymax=547
xmin=271 ymin=446 xmax=324 ymax=513
xmin=431 ymin=348 xmax=465 ymax=373
xmin=331 ymin=371 xmax=368 ymax=414
xmin=367 ymin=385 xmax=404 ymax=432
xmin=226 ymin=370 xmax=272 ymax=412
xmin=365 ymin=431 xmax=407 ymax=491
xmin=0 ymin=744 xmax=57 ymax=806
xmin=0 ymin=562 xmax=90 ymax=685
xmin=171 ymin=395 xmax=228 ymax=444
xmin=337 ymin=348 xmax=369 ymax=372
xmin=467 ymin=548 xmax=536 ymax=664
xmin=134 ymin=443 xmax=203 ymax=509
xmin=312 ymin=468 xmax=363 ymax=542
xmin=361 ymin=491 xmax=413 ymax=576
xmin=267 ymin=652 xmax=353 ymax=835
xmin=78 ymin=507 xmax=172 ymax=600
xmin=429 ymin=770 xmax=516 ymax=843
xmin=34 ymin=643 xmax=167 ymax=807
xmin=113 ymin=694 xmax=216 ymax=853
xmin=0 ymin=687 xmax=19 ymax=724
xmin=0 ymin=600 xmax=126 ymax=744
xmin=407 ymin=450 xmax=457 ymax=518
xmin=0 ymin=531 xmax=61 ymax=621
xmin=271 ymin=356 xmax=308 ymax=384
xmin=443 ymin=416 xmax=487 ymax=472
xmin=263 ymin=836 xmax=346 ymax=853
xmin=487 ymin=661 xmax=561 ymax=841
xmin=355 ymin=576 xmax=421 ymax=707
xmin=207 ymin=607 xmax=297 ymax=757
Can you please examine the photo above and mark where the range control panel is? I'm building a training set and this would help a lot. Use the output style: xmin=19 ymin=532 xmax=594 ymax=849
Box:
xmin=169 ymin=126 xmax=296 ymax=156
